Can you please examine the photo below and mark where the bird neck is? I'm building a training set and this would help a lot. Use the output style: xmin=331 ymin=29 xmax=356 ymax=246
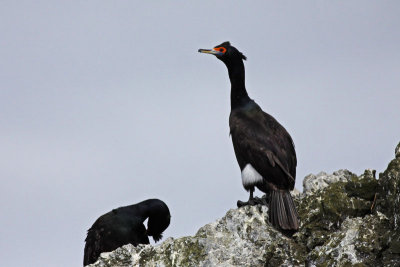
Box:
xmin=140 ymin=199 xmax=165 ymax=220
xmin=124 ymin=200 xmax=161 ymax=222
xmin=227 ymin=59 xmax=250 ymax=109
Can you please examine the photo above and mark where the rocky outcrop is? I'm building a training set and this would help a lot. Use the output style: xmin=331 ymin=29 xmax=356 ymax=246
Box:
xmin=88 ymin=142 xmax=400 ymax=267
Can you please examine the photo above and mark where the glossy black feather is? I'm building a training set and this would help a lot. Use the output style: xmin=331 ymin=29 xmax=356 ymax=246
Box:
xmin=229 ymin=100 xmax=296 ymax=190
xmin=83 ymin=199 xmax=170 ymax=266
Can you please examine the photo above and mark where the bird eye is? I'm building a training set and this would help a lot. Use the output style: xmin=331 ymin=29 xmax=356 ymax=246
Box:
xmin=215 ymin=47 xmax=226 ymax=53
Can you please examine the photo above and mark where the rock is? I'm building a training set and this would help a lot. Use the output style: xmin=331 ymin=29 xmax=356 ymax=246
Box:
xmin=291 ymin=187 xmax=301 ymax=197
xmin=302 ymin=169 xmax=354 ymax=195
xmin=307 ymin=212 xmax=390 ymax=266
xmin=88 ymin=142 xmax=400 ymax=267
xmin=377 ymin=146 xmax=400 ymax=230
xmin=296 ymin=168 xmax=378 ymax=254
xmin=89 ymin=205 xmax=306 ymax=267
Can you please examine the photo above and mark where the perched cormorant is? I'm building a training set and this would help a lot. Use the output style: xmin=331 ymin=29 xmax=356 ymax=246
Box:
xmin=198 ymin=42 xmax=299 ymax=232
xmin=83 ymin=199 xmax=171 ymax=266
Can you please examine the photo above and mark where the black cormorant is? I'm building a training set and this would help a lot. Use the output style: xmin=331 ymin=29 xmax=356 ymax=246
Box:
xmin=83 ymin=199 xmax=171 ymax=266
xmin=198 ymin=42 xmax=299 ymax=232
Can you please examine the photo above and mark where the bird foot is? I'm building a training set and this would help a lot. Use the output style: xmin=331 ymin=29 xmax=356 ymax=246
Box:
xmin=237 ymin=196 xmax=266 ymax=208
xmin=237 ymin=200 xmax=254 ymax=207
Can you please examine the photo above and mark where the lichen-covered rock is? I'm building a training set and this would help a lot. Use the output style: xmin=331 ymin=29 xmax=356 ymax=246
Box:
xmin=377 ymin=149 xmax=400 ymax=229
xmin=308 ymin=212 xmax=390 ymax=266
xmin=88 ymin=142 xmax=400 ymax=267
xmin=89 ymin=205 xmax=306 ymax=267
xmin=296 ymin=169 xmax=378 ymax=253
xmin=302 ymin=169 xmax=354 ymax=195
xmin=375 ymin=142 xmax=400 ymax=265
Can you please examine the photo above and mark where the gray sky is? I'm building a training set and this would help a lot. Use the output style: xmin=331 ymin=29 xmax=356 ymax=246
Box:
xmin=1 ymin=1 xmax=399 ymax=266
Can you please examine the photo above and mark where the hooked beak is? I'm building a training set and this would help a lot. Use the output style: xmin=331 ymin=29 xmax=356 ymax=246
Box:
xmin=198 ymin=48 xmax=223 ymax=56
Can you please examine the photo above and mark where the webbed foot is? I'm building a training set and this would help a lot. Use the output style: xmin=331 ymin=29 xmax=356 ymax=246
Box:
xmin=237 ymin=196 xmax=265 ymax=208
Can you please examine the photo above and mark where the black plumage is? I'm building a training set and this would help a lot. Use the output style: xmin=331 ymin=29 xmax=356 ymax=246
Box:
xmin=198 ymin=42 xmax=299 ymax=232
xmin=83 ymin=199 xmax=171 ymax=266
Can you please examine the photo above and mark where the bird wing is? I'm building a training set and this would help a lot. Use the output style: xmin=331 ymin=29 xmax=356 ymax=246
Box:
xmin=84 ymin=224 xmax=107 ymax=265
xmin=229 ymin=105 xmax=296 ymax=189
xmin=84 ymin=212 xmax=150 ymax=265
xmin=83 ymin=214 xmax=128 ymax=265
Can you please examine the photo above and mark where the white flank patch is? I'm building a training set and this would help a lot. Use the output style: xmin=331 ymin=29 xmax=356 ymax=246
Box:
xmin=241 ymin=164 xmax=263 ymax=187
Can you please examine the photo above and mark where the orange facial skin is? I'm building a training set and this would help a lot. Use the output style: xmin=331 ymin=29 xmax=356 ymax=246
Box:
xmin=214 ymin=47 xmax=227 ymax=54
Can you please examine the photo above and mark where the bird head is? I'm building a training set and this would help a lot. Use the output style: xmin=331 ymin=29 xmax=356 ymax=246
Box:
xmin=146 ymin=213 xmax=171 ymax=242
xmin=198 ymin=41 xmax=246 ymax=63
xmin=145 ymin=200 xmax=171 ymax=242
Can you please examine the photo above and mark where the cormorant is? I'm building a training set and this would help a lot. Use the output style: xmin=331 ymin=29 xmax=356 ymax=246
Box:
xmin=198 ymin=42 xmax=299 ymax=232
xmin=83 ymin=199 xmax=171 ymax=266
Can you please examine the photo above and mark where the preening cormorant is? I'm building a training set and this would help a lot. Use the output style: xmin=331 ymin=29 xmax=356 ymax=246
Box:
xmin=83 ymin=199 xmax=171 ymax=266
xmin=198 ymin=42 xmax=299 ymax=232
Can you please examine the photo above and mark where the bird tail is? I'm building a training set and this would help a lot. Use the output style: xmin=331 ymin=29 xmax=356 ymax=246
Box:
xmin=269 ymin=190 xmax=299 ymax=232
